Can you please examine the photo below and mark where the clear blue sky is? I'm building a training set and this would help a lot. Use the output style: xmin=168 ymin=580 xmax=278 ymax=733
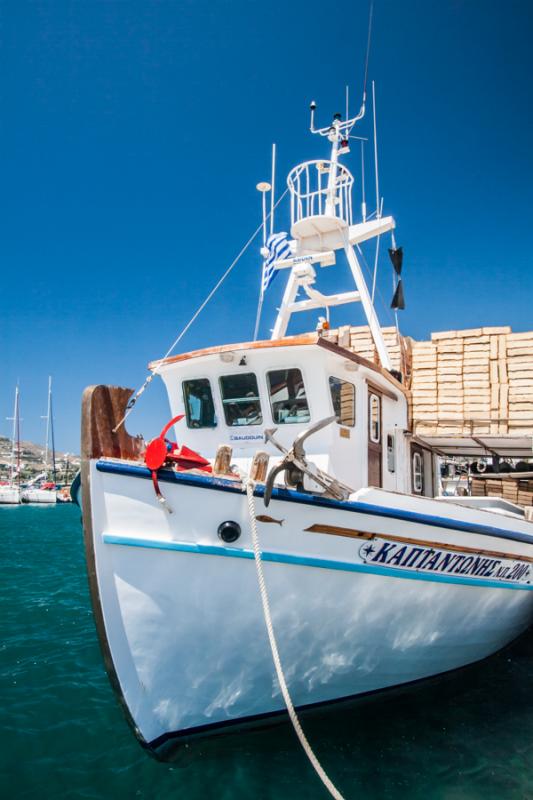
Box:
xmin=1 ymin=0 xmax=532 ymax=453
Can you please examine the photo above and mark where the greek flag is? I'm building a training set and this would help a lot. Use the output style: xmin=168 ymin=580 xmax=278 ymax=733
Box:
xmin=261 ymin=232 xmax=291 ymax=295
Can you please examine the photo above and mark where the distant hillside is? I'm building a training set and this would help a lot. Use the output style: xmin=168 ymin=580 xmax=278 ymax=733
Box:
xmin=0 ymin=436 xmax=80 ymax=482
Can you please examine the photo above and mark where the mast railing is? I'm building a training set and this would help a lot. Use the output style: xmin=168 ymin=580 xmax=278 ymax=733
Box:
xmin=288 ymin=160 xmax=354 ymax=233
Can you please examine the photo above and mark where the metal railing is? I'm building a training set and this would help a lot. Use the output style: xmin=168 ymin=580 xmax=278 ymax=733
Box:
xmin=287 ymin=160 xmax=354 ymax=230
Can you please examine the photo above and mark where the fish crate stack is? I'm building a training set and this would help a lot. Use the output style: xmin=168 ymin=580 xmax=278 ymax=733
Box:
xmin=323 ymin=325 xmax=412 ymax=380
xmin=322 ymin=324 xmax=533 ymax=438
xmin=470 ymin=477 xmax=533 ymax=507
xmin=410 ymin=326 xmax=533 ymax=436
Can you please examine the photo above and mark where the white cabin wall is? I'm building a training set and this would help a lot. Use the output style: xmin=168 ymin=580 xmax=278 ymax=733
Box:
xmin=157 ymin=344 xmax=409 ymax=494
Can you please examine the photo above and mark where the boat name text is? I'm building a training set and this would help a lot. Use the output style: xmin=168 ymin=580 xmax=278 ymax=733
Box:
xmin=359 ymin=538 xmax=530 ymax=585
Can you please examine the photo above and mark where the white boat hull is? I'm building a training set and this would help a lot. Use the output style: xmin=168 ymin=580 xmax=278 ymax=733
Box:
xmin=85 ymin=459 xmax=533 ymax=754
xmin=0 ymin=487 xmax=21 ymax=504
xmin=22 ymin=489 xmax=57 ymax=504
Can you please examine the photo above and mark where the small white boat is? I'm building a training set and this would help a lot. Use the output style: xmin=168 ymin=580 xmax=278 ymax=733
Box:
xmin=21 ymin=377 xmax=57 ymax=504
xmin=0 ymin=485 xmax=21 ymax=505
xmin=0 ymin=386 xmax=21 ymax=505
xmin=21 ymin=486 xmax=57 ymax=504
xmin=79 ymin=91 xmax=533 ymax=760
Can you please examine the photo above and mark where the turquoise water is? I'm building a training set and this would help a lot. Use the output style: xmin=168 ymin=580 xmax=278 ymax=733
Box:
xmin=1 ymin=505 xmax=533 ymax=799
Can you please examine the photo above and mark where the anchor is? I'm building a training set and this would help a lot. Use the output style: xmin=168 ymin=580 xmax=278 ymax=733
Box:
xmin=263 ymin=415 xmax=354 ymax=506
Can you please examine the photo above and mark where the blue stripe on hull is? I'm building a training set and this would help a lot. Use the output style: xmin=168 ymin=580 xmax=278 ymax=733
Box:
xmin=95 ymin=460 xmax=533 ymax=546
xmin=102 ymin=534 xmax=533 ymax=591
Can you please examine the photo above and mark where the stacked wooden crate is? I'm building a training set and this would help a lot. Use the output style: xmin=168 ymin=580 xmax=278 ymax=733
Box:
xmin=471 ymin=477 xmax=533 ymax=506
xmin=507 ymin=331 xmax=533 ymax=436
xmin=410 ymin=326 xmax=533 ymax=436
xmin=410 ymin=339 xmax=439 ymax=429
xmin=323 ymin=324 xmax=533 ymax=436
xmin=325 ymin=325 xmax=410 ymax=377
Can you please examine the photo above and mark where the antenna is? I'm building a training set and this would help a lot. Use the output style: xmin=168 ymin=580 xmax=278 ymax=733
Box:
xmin=362 ymin=0 xmax=374 ymax=105
xmin=345 ymin=85 xmax=349 ymax=122
xmin=254 ymin=178 xmax=272 ymax=341
xmin=372 ymin=80 xmax=381 ymax=219
xmin=270 ymin=143 xmax=276 ymax=236
xmin=361 ymin=140 xmax=366 ymax=221
xmin=256 ymin=181 xmax=270 ymax=246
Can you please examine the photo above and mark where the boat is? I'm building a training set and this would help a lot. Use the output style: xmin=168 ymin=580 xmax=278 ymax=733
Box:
xmin=78 ymin=88 xmax=533 ymax=762
xmin=21 ymin=377 xmax=57 ymax=504
xmin=0 ymin=386 xmax=22 ymax=505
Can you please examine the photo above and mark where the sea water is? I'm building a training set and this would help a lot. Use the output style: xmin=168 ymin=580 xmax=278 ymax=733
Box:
xmin=1 ymin=504 xmax=532 ymax=799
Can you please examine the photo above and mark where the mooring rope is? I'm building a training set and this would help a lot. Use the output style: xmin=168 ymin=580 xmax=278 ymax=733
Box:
xmin=245 ymin=479 xmax=346 ymax=800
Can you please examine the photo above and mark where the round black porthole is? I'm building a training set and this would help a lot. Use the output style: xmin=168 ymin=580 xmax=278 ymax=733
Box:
xmin=218 ymin=520 xmax=241 ymax=543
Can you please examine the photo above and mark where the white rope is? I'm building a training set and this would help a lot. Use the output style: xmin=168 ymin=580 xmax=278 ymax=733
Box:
xmin=245 ymin=480 xmax=346 ymax=800
xmin=112 ymin=190 xmax=289 ymax=434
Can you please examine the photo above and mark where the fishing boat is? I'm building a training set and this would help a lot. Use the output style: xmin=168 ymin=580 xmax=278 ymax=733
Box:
xmin=22 ymin=377 xmax=57 ymax=504
xmin=0 ymin=386 xmax=21 ymax=505
xmin=79 ymin=89 xmax=533 ymax=763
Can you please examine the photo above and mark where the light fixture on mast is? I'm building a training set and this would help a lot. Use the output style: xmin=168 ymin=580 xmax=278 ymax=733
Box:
xmin=256 ymin=181 xmax=271 ymax=248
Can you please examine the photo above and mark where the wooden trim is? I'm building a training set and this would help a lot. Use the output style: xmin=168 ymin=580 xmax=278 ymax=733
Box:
xmin=366 ymin=378 xmax=398 ymax=402
xmin=473 ymin=472 xmax=533 ymax=480
xmin=410 ymin=443 xmax=425 ymax=495
xmin=407 ymin=433 xmax=440 ymax=454
xmin=81 ymin=385 xmax=145 ymax=461
xmin=304 ymin=523 xmax=533 ymax=564
xmin=149 ymin=334 xmax=408 ymax=404
xmin=149 ymin=334 xmax=319 ymax=370
xmin=317 ymin=338 xmax=407 ymax=398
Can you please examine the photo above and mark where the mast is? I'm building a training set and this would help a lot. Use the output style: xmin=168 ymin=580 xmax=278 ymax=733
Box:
xmin=42 ymin=376 xmax=54 ymax=481
xmin=269 ymin=98 xmax=394 ymax=370
xmin=16 ymin=388 xmax=20 ymax=489
xmin=8 ymin=386 xmax=20 ymax=489
xmin=50 ymin=378 xmax=57 ymax=483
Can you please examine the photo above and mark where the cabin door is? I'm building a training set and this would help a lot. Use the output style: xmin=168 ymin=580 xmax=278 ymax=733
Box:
xmin=367 ymin=390 xmax=382 ymax=487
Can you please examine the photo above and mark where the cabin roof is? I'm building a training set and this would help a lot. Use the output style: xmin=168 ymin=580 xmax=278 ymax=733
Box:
xmin=148 ymin=333 xmax=408 ymax=398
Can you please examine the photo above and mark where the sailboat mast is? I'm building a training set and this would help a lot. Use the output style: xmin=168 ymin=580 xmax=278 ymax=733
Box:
xmin=16 ymin=389 xmax=21 ymax=488
xmin=43 ymin=376 xmax=52 ymax=480
xmin=50 ymin=379 xmax=57 ymax=483
xmin=9 ymin=387 xmax=20 ymax=487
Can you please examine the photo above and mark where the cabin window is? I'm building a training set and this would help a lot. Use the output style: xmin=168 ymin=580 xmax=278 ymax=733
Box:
xmin=369 ymin=393 xmax=381 ymax=443
xmin=267 ymin=368 xmax=310 ymax=424
xmin=413 ymin=451 xmax=424 ymax=494
xmin=329 ymin=377 xmax=355 ymax=427
xmin=219 ymin=373 xmax=262 ymax=426
xmin=182 ymin=379 xmax=217 ymax=429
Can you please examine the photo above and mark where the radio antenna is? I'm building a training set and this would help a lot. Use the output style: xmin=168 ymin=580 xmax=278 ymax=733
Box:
xmin=361 ymin=139 xmax=367 ymax=221
xmin=345 ymin=85 xmax=349 ymax=121
xmin=270 ymin=143 xmax=276 ymax=236
xmin=372 ymin=80 xmax=381 ymax=219
xmin=361 ymin=0 xmax=374 ymax=105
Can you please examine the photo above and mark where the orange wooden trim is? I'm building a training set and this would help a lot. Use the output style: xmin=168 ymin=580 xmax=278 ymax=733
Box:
xmin=304 ymin=523 xmax=533 ymax=564
xmin=366 ymin=378 xmax=399 ymax=402
xmin=148 ymin=334 xmax=319 ymax=370
xmin=81 ymin=385 xmax=145 ymax=461
xmin=149 ymin=334 xmax=408 ymax=404
xmin=317 ymin=338 xmax=406 ymax=398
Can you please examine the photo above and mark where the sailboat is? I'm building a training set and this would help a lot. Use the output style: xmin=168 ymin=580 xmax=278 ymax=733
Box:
xmin=78 ymin=89 xmax=533 ymax=762
xmin=22 ymin=377 xmax=57 ymax=504
xmin=0 ymin=386 xmax=21 ymax=505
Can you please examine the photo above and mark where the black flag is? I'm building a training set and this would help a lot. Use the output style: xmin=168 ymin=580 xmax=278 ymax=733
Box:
xmin=391 ymin=279 xmax=405 ymax=310
xmin=388 ymin=246 xmax=403 ymax=275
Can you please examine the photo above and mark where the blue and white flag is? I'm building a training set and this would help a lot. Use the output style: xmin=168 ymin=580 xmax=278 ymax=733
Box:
xmin=261 ymin=232 xmax=291 ymax=295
